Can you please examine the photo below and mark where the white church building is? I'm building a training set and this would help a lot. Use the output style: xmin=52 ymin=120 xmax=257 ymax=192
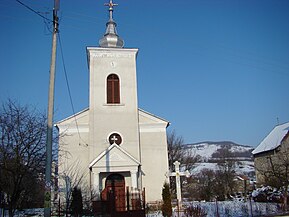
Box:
xmin=56 ymin=1 xmax=170 ymax=204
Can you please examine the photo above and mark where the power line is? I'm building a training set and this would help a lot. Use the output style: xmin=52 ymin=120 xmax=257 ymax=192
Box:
xmin=57 ymin=32 xmax=88 ymax=147
xmin=15 ymin=0 xmax=53 ymax=23
xmin=9 ymin=1 xmax=101 ymax=32
xmin=15 ymin=0 xmax=87 ymax=146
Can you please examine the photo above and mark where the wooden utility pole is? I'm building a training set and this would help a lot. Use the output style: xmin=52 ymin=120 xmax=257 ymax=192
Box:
xmin=44 ymin=1 xmax=59 ymax=216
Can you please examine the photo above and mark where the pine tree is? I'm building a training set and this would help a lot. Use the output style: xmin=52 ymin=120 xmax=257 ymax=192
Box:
xmin=70 ymin=187 xmax=83 ymax=217
xmin=162 ymin=182 xmax=172 ymax=217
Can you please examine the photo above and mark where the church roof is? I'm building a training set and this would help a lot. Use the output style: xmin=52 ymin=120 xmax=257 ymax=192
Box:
xmin=55 ymin=107 xmax=169 ymax=127
xmin=55 ymin=108 xmax=89 ymax=126
xmin=138 ymin=108 xmax=170 ymax=127
xmin=252 ymin=122 xmax=289 ymax=155
xmin=99 ymin=0 xmax=124 ymax=48
xmin=89 ymin=143 xmax=141 ymax=169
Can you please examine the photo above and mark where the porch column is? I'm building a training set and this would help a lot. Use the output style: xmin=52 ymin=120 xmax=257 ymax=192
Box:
xmin=130 ymin=170 xmax=138 ymax=189
xmin=93 ymin=171 xmax=100 ymax=200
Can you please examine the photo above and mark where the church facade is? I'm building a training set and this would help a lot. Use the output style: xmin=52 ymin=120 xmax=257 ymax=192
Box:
xmin=56 ymin=1 xmax=169 ymax=203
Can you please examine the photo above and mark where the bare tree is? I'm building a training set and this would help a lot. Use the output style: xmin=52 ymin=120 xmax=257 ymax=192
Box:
xmin=167 ymin=130 xmax=200 ymax=198
xmin=195 ymin=169 xmax=216 ymax=201
xmin=70 ymin=187 xmax=83 ymax=217
xmin=188 ymin=146 xmax=237 ymax=201
xmin=58 ymin=159 xmax=88 ymax=215
xmin=167 ymin=130 xmax=200 ymax=171
xmin=215 ymin=146 xmax=236 ymax=199
xmin=0 ymin=100 xmax=47 ymax=216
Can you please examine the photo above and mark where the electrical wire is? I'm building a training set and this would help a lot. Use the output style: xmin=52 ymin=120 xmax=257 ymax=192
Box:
xmin=57 ymin=32 xmax=88 ymax=147
xmin=15 ymin=0 xmax=53 ymax=23
xmin=13 ymin=0 xmax=88 ymax=146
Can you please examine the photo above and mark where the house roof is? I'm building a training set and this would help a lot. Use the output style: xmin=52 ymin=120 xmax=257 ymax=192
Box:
xmin=252 ymin=122 xmax=289 ymax=155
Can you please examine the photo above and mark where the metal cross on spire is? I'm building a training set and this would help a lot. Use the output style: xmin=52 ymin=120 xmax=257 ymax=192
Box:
xmin=104 ymin=0 xmax=118 ymax=20
xmin=99 ymin=0 xmax=124 ymax=48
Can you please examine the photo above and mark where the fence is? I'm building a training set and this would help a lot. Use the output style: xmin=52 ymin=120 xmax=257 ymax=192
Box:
xmin=178 ymin=200 xmax=285 ymax=217
xmin=93 ymin=187 xmax=146 ymax=217
xmin=146 ymin=199 xmax=288 ymax=217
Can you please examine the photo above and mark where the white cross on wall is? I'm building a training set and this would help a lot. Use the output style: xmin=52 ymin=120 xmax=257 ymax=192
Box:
xmin=110 ymin=135 xmax=118 ymax=144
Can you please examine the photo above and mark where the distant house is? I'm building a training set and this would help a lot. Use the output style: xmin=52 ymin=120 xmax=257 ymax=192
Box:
xmin=234 ymin=175 xmax=254 ymax=196
xmin=252 ymin=122 xmax=289 ymax=185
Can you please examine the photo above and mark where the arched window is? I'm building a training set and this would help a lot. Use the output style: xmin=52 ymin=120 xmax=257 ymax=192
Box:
xmin=107 ymin=74 xmax=120 ymax=104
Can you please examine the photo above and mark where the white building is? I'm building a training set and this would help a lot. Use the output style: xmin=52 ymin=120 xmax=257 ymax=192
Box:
xmin=56 ymin=1 xmax=169 ymax=204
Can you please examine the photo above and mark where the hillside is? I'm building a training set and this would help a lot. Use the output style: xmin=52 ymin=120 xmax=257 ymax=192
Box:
xmin=183 ymin=141 xmax=255 ymax=178
xmin=185 ymin=141 xmax=254 ymax=161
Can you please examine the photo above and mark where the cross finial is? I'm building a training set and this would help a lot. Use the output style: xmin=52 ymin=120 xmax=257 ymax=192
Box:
xmin=173 ymin=161 xmax=180 ymax=172
xmin=99 ymin=0 xmax=124 ymax=48
xmin=104 ymin=0 xmax=118 ymax=20
xmin=105 ymin=0 xmax=118 ymax=10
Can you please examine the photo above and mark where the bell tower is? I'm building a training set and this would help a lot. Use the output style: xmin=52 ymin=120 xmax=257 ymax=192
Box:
xmin=57 ymin=0 xmax=169 ymax=204
xmin=87 ymin=0 xmax=140 ymax=162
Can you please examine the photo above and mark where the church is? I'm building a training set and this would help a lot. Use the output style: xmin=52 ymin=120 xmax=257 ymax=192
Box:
xmin=56 ymin=1 xmax=170 ymax=205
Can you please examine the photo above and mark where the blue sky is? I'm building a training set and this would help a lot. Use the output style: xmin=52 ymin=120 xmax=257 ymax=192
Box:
xmin=0 ymin=0 xmax=289 ymax=147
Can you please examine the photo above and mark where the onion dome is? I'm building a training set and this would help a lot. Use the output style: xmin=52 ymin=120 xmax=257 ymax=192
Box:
xmin=99 ymin=0 xmax=124 ymax=48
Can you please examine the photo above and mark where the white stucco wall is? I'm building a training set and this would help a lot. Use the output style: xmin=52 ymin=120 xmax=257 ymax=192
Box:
xmin=57 ymin=46 xmax=170 ymax=203
xmin=56 ymin=110 xmax=90 ymax=200
xmin=87 ymin=47 xmax=140 ymax=163
xmin=139 ymin=122 xmax=169 ymax=202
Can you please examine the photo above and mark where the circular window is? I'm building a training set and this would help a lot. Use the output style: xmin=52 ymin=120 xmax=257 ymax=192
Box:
xmin=108 ymin=133 xmax=122 ymax=145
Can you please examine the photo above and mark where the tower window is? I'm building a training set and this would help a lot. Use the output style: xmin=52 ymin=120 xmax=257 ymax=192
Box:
xmin=107 ymin=74 xmax=120 ymax=104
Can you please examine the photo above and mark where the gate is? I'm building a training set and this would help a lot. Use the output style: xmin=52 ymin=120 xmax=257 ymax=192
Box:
xmin=93 ymin=187 xmax=146 ymax=217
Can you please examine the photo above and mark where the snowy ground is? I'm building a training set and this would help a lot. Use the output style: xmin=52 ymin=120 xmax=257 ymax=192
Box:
xmin=147 ymin=200 xmax=284 ymax=217
xmin=6 ymin=200 xmax=284 ymax=217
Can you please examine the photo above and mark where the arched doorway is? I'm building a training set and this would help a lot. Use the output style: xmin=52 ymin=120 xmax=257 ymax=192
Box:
xmin=101 ymin=173 xmax=126 ymax=212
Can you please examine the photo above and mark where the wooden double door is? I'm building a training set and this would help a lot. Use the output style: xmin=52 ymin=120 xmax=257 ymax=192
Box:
xmin=101 ymin=173 xmax=126 ymax=212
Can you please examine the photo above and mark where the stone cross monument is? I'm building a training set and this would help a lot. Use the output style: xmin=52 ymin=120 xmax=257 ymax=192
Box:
xmin=169 ymin=161 xmax=190 ymax=208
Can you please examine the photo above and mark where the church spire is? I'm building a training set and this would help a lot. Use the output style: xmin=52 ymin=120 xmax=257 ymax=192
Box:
xmin=99 ymin=0 xmax=124 ymax=48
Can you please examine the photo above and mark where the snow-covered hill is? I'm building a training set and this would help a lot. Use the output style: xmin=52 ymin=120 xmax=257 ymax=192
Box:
xmin=185 ymin=141 xmax=253 ymax=160
xmin=184 ymin=141 xmax=255 ymax=178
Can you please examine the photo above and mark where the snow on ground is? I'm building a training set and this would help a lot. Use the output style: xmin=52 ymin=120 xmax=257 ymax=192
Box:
xmin=147 ymin=201 xmax=284 ymax=217
xmin=187 ymin=142 xmax=253 ymax=160
xmin=235 ymin=160 xmax=255 ymax=175
xmin=7 ymin=201 xmax=284 ymax=217
xmin=4 ymin=208 xmax=43 ymax=217
xmin=191 ymin=162 xmax=218 ymax=174
xmin=183 ymin=201 xmax=283 ymax=217
xmin=184 ymin=142 xmax=255 ymax=178
xmin=188 ymin=143 xmax=220 ymax=161
xmin=230 ymin=145 xmax=253 ymax=153
xmin=191 ymin=160 xmax=255 ymax=176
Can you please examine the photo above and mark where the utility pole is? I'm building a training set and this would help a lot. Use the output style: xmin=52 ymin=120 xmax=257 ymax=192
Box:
xmin=44 ymin=1 xmax=59 ymax=217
